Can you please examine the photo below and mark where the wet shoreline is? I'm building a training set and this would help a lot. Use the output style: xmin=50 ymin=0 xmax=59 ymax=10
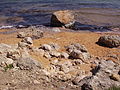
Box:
xmin=0 ymin=0 xmax=120 ymax=33
xmin=0 ymin=8 xmax=120 ymax=33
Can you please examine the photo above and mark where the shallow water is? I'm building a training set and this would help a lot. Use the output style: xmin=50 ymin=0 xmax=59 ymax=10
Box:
xmin=0 ymin=0 xmax=120 ymax=32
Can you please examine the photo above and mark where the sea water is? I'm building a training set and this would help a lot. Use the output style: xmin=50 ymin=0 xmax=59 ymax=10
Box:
xmin=0 ymin=0 xmax=120 ymax=31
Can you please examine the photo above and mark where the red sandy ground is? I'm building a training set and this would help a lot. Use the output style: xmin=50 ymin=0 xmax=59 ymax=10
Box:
xmin=0 ymin=29 xmax=119 ymax=62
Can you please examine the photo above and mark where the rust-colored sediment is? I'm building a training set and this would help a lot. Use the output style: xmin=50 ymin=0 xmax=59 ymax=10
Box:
xmin=0 ymin=30 xmax=119 ymax=58
xmin=0 ymin=29 xmax=119 ymax=71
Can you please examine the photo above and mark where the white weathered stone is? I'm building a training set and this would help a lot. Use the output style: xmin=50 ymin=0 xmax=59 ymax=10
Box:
xmin=22 ymin=37 xmax=33 ymax=44
xmin=60 ymin=52 xmax=69 ymax=59
xmin=33 ymin=80 xmax=40 ymax=84
xmin=49 ymin=51 xmax=61 ymax=58
xmin=40 ymin=44 xmax=52 ymax=51
xmin=51 ymin=28 xmax=61 ymax=32
xmin=6 ymin=58 xmax=14 ymax=65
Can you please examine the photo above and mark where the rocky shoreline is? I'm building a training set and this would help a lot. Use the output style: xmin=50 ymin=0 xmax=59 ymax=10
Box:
xmin=0 ymin=10 xmax=120 ymax=90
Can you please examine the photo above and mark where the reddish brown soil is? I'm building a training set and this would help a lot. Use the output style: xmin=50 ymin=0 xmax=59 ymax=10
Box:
xmin=0 ymin=29 xmax=119 ymax=59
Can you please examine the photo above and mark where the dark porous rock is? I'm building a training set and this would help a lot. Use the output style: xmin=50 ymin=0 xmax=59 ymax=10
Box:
xmin=75 ymin=76 xmax=93 ymax=86
xmin=118 ymin=70 xmax=120 ymax=75
xmin=90 ymin=65 xmax=101 ymax=75
xmin=97 ymin=35 xmax=120 ymax=48
xmin=69 ymin=50 xmax=84 ymax=60
xmin=81 ymin=83 xmax=93 ymax=90
xmin=72 ymin=75 xmax=87 ymax=85
xmin=51 ymin=10 xmax=75 ymax=28
xmin=17 ymin=57 xmax=41 ymax=70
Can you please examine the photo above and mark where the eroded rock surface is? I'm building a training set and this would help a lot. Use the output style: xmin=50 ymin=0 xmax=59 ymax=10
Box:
xmin=17 ymin=26 xmax=44 ymax=39
xmin=72 ymin=60 xmax=120 ymax=90
xmin=66 ymin=43 xmax=90 ymax=61
xmin=51 ymin=10 xmax=75 ymax=28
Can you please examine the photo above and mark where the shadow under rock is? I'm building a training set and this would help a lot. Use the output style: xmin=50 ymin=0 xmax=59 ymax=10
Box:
xmin=73 ymin=22 xmax=111 ymax=32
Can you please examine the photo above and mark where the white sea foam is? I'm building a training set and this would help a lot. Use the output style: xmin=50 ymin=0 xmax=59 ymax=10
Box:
xmin=0 ymin=25 xmax=14 ymax=29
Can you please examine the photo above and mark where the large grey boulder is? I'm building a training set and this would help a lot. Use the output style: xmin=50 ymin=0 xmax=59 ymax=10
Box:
xmin=51 ymin=10 xmax=75 ymax=28
xmin=66 ymin=43 xmax=90 ymax=60
xmin=98 ymin=35 xmax=120 ymax=48
xmin=17 ymin=57 xmax=41 ymax=70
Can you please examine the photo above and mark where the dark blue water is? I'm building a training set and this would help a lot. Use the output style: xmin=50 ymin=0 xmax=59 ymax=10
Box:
xmin=0 ymin=0 xmax=120 ymax=29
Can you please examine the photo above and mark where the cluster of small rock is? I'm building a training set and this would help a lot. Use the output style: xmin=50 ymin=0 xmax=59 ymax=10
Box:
xmin=1 ymin=32 xmax=120 ymax=89
xmin=17 ymin=26 xmax=62 ymax=40
xmin=0 ymin=35 xmax=120 ymax=89
xmin=36 ymin=42 xmax=90 ymax=60
xmin=0 ymin=37 xmax=41 ymax=71
xmin=33 ymin=42 xmax=120 ymax=90
xmin=32 ymin=42 xmax=92 ymax=81
xmin=17 ymin=26 xmax=44 ymax=39
xmin=73 ymin=60 xmax=120 ymax=90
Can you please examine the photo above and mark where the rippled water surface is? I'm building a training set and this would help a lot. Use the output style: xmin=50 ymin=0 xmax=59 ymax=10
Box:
xmin=0 ymin=0 xmax=120 ymax=28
